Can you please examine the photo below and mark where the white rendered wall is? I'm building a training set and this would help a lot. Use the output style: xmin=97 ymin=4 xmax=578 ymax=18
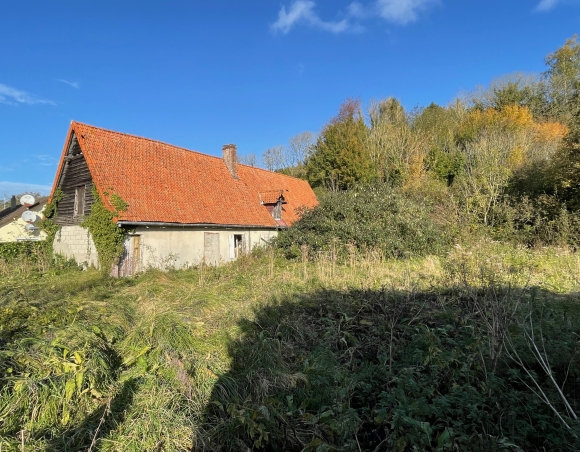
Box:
xmin=53 ymin=225 xmax=98 ymax=267
xmin=134 ymin=226 xmax=278 ymax=270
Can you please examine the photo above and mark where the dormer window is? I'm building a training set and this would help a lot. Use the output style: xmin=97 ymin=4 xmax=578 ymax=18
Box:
xmin=74 ymin=186 xmax=85 ymax=217
xmin=272 ymin=200 xmax=282 ymax=220
xmin=259 ymin=189 xmax=287 ymax=221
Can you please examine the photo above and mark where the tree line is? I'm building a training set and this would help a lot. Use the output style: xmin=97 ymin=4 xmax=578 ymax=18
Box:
xmin=275 ymin=35 xmax=580 ymax=249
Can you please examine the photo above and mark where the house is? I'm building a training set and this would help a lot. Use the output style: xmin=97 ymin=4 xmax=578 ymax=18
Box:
xmin=0 ymin=196 xmax=48 ymax=242
xmin=48 ymin=121 xmax=318 ymax=275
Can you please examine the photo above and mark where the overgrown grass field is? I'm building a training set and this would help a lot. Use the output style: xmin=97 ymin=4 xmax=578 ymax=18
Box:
xmin=1 ymin=242 xmax=580 ymax=450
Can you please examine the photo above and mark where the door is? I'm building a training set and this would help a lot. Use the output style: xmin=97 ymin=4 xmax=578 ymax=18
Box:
xmin=131 ymin=235 xmax=141 ymax=274
xmin=204 ymin=232 xmax=220 ymax=266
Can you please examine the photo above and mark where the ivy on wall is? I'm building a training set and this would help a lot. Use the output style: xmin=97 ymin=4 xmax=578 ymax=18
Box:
xmin=81 ymin=187 xmax=128 ymax=271
xmin=38 ymin=188 xmax=64 ymax=242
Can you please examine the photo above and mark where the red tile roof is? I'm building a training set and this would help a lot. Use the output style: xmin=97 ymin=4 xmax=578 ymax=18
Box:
xmin=259 ymin=190 xmax=284 ymax=205
xmin=50 ymin=122 xmax=318 ymax=227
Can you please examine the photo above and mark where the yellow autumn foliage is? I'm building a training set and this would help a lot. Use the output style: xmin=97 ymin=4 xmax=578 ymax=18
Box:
xmin=459 ymin=105 xmax=535 ymax=138
xmin=534 ymin=122 xmax=569 ymax=143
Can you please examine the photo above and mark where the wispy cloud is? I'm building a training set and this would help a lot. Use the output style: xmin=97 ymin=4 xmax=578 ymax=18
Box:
xmin=535 ymin=0 xmax=560 ymax=11
xmin=271 ymin=0 xmax=439 ymax=34
xmin=271 ymin=1 xmax=352 ymax=34
xmin=375 ymin=0 xmax=439 ymax=25
xmin=34 ymin=155 xmax=59 ymax=167
xmin=0 ymin=83 xmax=55 ymax=106
xmin=0 ymin=181 xmax=52 ymax=197
xmin=56 ymin=79 xmax=80 ymax=89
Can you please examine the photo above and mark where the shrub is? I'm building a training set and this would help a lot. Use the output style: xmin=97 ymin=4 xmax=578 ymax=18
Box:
xmin=0 ymin=240 xmax=47 ymax=261
xmin=276 ymin=185 xmax=454 ymax=259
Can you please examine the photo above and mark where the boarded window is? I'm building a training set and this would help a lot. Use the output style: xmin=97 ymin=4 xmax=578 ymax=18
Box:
xmin=204 ymin=232 xmax=220 ymax=266
xmin=73 ymin=186 xmax=85 ymax=217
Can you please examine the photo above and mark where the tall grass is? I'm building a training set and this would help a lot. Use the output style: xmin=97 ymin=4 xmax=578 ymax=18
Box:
xmin=0 ymin=242 xmax=579 ymax=450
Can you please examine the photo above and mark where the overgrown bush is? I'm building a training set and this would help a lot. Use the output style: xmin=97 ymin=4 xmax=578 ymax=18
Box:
xmin=0 ymin=241 xmax=47 ymax=261
xmin=487 ymin=195 xmax=580 ymax=247
xmin=276 ymin=184 xmax=454 ymax=259
xmin=201 ymin=284 xmax=580 ymax=451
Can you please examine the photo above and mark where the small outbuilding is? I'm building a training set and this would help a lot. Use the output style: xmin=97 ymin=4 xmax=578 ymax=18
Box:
xmin=48 ymin=122 xmax=317 ymax=275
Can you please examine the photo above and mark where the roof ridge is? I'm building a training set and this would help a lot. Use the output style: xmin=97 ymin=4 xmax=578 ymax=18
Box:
xmin=73 ymin=122 xmax=311 ymax=184
xmin=72 ymin=121 xmax=225 ymax=162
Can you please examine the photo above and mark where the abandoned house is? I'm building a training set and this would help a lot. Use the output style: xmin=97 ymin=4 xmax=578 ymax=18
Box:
xmin=48 ymin=121 xmax=318 ymax=275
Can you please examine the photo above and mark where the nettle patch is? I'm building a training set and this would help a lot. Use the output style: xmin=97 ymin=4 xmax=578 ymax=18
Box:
xmin=81 ymin=187 xmax=128 ymax=271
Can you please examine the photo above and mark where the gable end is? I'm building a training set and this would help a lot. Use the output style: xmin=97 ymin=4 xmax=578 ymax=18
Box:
xmin=54 ymin=133 xmax=96 ymax=225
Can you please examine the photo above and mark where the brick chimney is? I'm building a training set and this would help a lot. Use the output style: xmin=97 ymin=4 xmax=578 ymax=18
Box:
xmin=222 ymin=144 xmax=238 ymax=179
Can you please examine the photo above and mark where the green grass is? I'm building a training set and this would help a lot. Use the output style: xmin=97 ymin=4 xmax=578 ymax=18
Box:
xmin=0 ymin=243 xmax=580 ymax=450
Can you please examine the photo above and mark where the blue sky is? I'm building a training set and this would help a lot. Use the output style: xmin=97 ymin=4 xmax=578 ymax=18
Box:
xmin=0 ymin=0 xmax=579 ymax=198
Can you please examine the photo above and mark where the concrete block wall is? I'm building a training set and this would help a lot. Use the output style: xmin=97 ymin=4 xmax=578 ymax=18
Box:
xmin=53 ymin=225 xmax=99 ymax=267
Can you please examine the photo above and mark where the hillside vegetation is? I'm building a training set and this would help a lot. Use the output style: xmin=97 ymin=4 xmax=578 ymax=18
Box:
xmin=1 ymin=37 xmax=580 ymax=451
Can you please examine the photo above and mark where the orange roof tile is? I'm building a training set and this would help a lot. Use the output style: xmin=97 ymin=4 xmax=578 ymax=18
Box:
xmin=50 ymin=122 xmax=318 ymax=227
xmin=259 ymin=190 xmax=284 ymax=205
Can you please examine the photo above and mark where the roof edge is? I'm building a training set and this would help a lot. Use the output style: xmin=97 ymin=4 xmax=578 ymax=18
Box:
xmin=117 ymin=221 xmax=283 ymax=229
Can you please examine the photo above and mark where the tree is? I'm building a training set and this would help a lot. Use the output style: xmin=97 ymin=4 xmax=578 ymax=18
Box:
xmin=238 ymin=153 xmax=257 ymax=167
xmin=544 ymin=35 xmax=580 ymax=122
xmin=413 ymin=102 xmax=464 ymax=185
xmin=551 ymin=104 xmax=580 ymax=210
xmin=306 ymin=99 xmax=374 ymax=190
xmin=459 ymin=130 xmax=521 ymax=225
xmin=366 ymin=98 xmax=429 ymax=187
xmin=262 ymin=146 xmax=286 ymax=171
xmin=287 ymin=131 xmax=314 ymax=167
xmin=466 ymin=73 xmax=547 ymax=119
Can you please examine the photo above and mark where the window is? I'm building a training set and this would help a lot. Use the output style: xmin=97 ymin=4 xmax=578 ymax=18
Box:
xmin=233 ymin=234 xmax=243 ymax=257
xmin=272 ymin=200 xmax=282 ymax=220
xmin=230 ymin=234 xmax=246 ymax=259
xmin=74 ymin=185 xmax=85 ymax=217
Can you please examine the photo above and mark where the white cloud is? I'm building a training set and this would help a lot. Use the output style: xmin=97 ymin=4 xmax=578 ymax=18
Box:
xmin=56 ymin=79 xmax=80 ymax=89
xmin=347 ymin=1 xmax=369 ymax=18
xmin=0 ymin=181 xmax=52 ymax=197
xmin=0 ymin=83 xmax=55 ymax=106
xmin=272 ymin=0 xmax=439 ymax=34
xmin=375 ymin=0 xmax=439 ymax=24
xmin=535 ymin=0 xmax=560 ymax=11
xmin=271 ymin=1 xmax=351 ymax=34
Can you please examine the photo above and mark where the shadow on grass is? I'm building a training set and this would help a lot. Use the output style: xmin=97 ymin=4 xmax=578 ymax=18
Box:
xmin=45 ymin=377 xmax=142 ymax=452
xmin=198 ymin=286 xmax=580 ymax=451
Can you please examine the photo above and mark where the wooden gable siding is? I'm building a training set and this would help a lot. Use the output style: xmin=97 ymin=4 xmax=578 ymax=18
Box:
xmin=54 ymin=135 xmax=96 ymax=226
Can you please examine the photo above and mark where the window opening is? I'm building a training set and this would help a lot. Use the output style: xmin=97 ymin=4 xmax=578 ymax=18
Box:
xmin=74 ymin=185 xmax=85 ymax=217
xmin=233 ymin=234 xmax=243 ymax=258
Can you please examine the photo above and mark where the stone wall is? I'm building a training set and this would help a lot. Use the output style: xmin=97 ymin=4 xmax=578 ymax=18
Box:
xmin=53 ymin=225 xmax=98 ymax=267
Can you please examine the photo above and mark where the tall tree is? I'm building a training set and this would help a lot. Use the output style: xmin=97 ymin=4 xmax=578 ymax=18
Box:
xmin=262 ymin=146 xmax=286 ymax=171
xmin=288 ymin=131 xmax=314 ymax=167
xmin=467 ymin=73 xmax=547 ymax=119
xmin=413 ymin=102 xmax=464 ymax=185
xmin=544 ymin=35 xmax=580 ymax=122
xmin=367 ymin=98 xmax=429 ymax=187
xmin=306 ymin=99 xmax=373 ymax=190
xmin=551 ymin=102 xmax=580 ymax=210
